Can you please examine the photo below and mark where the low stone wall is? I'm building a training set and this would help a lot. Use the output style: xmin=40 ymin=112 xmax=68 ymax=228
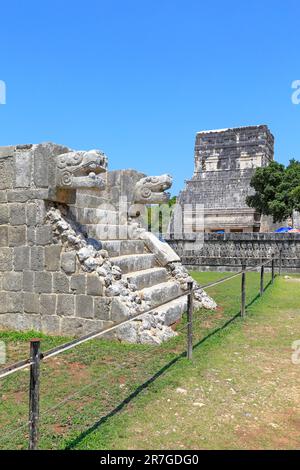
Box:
xmin=165 ymin=233 xmax=300 ymax=272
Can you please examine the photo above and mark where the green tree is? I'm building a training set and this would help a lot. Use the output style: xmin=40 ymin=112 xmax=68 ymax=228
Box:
xmin=287 ymin=159 xmax=300 ymax=212
xmin=246 ymin=160 xmax=300 ymax=224
xmin=168 ymin=195 xmax=177 ymax=207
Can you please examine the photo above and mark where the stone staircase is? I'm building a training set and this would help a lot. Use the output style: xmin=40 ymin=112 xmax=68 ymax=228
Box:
xmin=75 ymin=209 xmax=188 ymax=342
xmin=62 ymin=205 xmax=215 ymax=344
xmin=102 ymin=240 xmax=182 ymax=301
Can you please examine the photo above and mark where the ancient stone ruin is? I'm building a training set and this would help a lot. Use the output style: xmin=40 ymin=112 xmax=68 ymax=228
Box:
xmin=178 ymin=125 xmax=274 ymax=233
xmin=0 ymin=143 xmax=216 ymax=344
xmin=166 ymin=125 xmax=300 ymax=272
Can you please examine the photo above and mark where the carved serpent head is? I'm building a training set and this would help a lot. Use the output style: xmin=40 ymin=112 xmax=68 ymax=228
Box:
xmin=134 ymin=174 xmax=172 ymax=204
xmin=56 ymin=149 xmax=108 ymax=190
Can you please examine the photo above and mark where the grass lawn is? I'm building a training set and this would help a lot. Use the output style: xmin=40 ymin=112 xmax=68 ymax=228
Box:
xmin=0 ymin=271 xmax=299 ymax=449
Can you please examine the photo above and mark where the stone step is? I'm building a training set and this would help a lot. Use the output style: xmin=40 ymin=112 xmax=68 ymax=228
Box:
xmin=139 ymin=280 xmax=183 ymax=309
xmin=83 ymin=224 xmax=132 ymax=240
xmin=101 ymin=240 xmax=145 ymax=257
xmin=111 ymin=253 xmax=156 ymax=274
xmin=125 ymin=267 xmax=168 ymax=290
xmin=71 ymin=207 xmax=121 ymax=225
xmin=151 ymin=295 xmax=187 ymax=326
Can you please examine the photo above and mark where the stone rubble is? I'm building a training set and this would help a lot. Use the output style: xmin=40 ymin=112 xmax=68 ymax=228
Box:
xmin=168 ymin=262 xmax=217 ymax=310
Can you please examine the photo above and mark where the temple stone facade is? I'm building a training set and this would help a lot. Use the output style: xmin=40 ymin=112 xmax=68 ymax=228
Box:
xmin=167 ymin=232 xmax=300 ymax=273
xmin=178 ymin=125 xmax=274 ymax=233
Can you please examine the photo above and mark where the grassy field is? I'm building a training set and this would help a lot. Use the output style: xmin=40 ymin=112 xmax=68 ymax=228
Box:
xmin=0 ymin=271 xmax=299 ymax=449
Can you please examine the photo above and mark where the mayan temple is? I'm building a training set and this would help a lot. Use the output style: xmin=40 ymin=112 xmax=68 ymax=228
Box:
xmin=178 ymin=125 xmax=274 ymax=233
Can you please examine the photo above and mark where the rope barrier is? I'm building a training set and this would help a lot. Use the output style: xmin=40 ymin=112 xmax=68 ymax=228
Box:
xmin=0 ymin=260 xmax=277 ymax=448
xmin=0 ymin=291 xmax=190 ymax=380
xmin=0 ymin=254 xmax=277 ymax=380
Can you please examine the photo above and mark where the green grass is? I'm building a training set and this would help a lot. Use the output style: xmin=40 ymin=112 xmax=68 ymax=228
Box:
xmin=0 ymin=271 xmax=299 ymax=449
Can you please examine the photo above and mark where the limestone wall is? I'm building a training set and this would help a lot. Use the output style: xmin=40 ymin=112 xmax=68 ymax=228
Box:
xmin=166 ymin=233 xmax=300 ymax=272
xmin=0 ymin=146 xmax=114 ymax=336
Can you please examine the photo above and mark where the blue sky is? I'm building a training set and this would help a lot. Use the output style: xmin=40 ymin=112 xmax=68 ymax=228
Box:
xmin=0 ymin=0 xmax=300 ymax=194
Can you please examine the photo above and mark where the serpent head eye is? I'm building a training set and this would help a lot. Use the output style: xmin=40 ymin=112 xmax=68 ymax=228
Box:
xmin=141 ymin=187 xmax=152 ymax=198
xmin=57 ymin=156 xmax=67 ymax=169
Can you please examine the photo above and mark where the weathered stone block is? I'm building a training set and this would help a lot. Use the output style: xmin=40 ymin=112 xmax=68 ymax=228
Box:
xmin=7 ymin=190 xmax=30 ymax=203
xmin=0 ymin=191 xmax=7 ymax=203
xmin=41 ymin=315 xmax=61 ymax=335
xmin=0 ymin=204 xmax=9 ymax=224
xmin=60 ymin=317 xmax=85 ymax=336
xmin=75 ymin=295 xmax=94 ymax=319
xmin=53 ymin=272 xmax=70 ymax=293
xmin=14 ymin=149 xmax=32 ymax=188
xmin=87 ymin=274 xmax=104 ymax=296
xmin=33 ymin=144 xmax=49 ymax=188
xmin=93 ymin=297 xmax=111 ymax=320
xmin=61 ymin=251 xmax=76 ymax=274
xmin=26 ymin=201 xmax=46 ymax=227
xmin=0 ymin=158 xmax=13 ymax=190
xmin=30 ymin=246 xmax=45 ymax=271
xmin=9 ymin=204 xmax=26 ymax=225
xmin=40 ymin=294 xmax=57 ymax=316
xmin=7 ymin=189 xmax=49 ymax=203
xmin=60 ymin=317 xmax=105 ymax=336
xmin=36 ymin=200 xmax=47 ymax=225
xmin=45 ymin=245 xmax=62 ymax=271
xmin=26 ymin=203 xmax=37 ymax=227
xmin=0 ymin=313 xmax=41 ymax=331
xmin=24 ymin=293 xmax=40 ymax=314
xmin=0 ymin=226 xmax=8 ymax=247
xmin=27 ymin=227 xmax=36 ymax=245
xmin=36 ymin=226 xmax=53 ymax=245
xmin=111 ymin=298 xmax=128 ymax=323
xmin=23 ymin=270 xmax=34 ymax=292
xmin=2 ymin=272 xmax=22 ymax=291
xmin=13 ymin=246 xmax=30 ymax=271
xmin=0 ymin=248 xmax=13 ymax=271
xmin=8 ymin=225 xmax=26 ymax=246
xmin=34 ymin=272 xmax=52 ymax=293
xmin=70 ymin=274 xmax=86 ymax=294
xmin=0 ymin=292 xmax=22 ymax=313
xmin=56 ymin=294 xmax=75 ymax=316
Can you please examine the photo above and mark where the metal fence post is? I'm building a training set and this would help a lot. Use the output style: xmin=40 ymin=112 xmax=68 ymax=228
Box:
xmin=187 ymin=281 xmax=193 ymax=360
xmin=29 ymin=339 xmax=41 ymax=450
xmin=271 ymin=254 xmax=275 ymax=284
xmin=260 ymin=263 xmax=264 ymax=296
xmin=279 ymin=248 xmax=282 ymax=276
xmin=241 ymin=264 xmax=246 ymax=318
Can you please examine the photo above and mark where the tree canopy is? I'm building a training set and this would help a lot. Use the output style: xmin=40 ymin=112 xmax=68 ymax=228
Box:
xmin=246 ymin=159 xmax=300 ymax=223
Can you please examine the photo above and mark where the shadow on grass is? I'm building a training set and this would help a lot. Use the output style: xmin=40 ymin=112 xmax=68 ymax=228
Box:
xmin=65 ymin=280 xmax=274 ymax=450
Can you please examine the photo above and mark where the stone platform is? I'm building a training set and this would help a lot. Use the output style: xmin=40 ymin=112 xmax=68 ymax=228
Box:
xmin=0 ymin=143 xmax=216 ymax=344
